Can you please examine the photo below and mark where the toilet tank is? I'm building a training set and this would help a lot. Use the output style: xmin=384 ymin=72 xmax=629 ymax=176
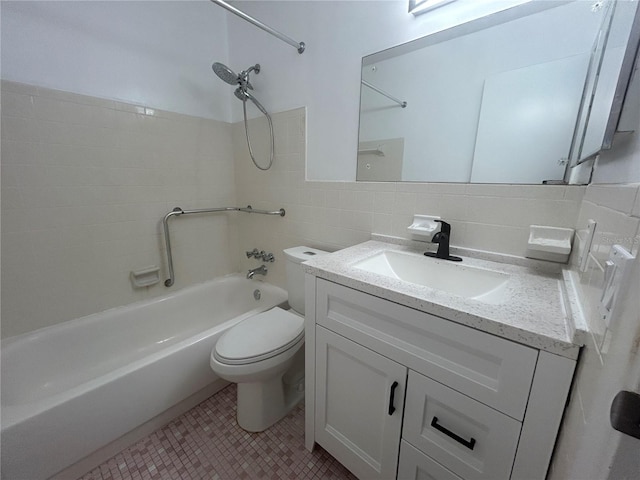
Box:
xmin=283 ymin=246 xmax=328 ymax=315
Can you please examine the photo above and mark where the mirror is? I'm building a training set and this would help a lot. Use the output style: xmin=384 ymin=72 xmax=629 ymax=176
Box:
xmin=356 ymin=0 xmax=640 ymax=184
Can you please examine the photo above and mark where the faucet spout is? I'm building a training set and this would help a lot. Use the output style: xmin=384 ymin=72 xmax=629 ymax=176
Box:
xmin=424 ymin=220 xmax=462 ymax=262
xmin=247 ymin=265 xmax=268 ymax=279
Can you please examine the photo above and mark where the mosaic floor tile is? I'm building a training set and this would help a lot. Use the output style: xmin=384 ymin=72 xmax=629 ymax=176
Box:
xmin=78 ymin=385 xmax=356 ymax=480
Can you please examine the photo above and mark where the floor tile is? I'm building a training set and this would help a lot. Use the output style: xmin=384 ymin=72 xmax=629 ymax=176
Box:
xmin=78 ymin=385 xmax=356 ymax=480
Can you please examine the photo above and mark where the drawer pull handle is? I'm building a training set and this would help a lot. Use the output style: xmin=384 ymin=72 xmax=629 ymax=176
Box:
xmin=431 ymin=416 xmax=476 ymax=450
xmin=388 ymin=381 xmax=399 ymax=415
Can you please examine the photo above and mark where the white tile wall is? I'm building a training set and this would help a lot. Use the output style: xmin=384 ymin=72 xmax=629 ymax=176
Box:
xmin=571 ymin=183 xmax=640 ymax=345
xmin=1 ymin=81 xmax=239 ymax=338
xmin=550 ymin=183 xmax=640 ymax=480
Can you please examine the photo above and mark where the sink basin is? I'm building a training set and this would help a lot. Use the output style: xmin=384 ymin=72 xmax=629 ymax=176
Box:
xmin=352 ymin=250 xmax=510 ymax=304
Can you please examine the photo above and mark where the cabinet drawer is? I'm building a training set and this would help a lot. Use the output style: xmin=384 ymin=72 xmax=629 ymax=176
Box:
xmin=316 ymin=279 xmax=537 ymax=420
xmin=403 ymin=371 xmax=521 ymax=480
xmin=398 ymin=440 xmax=462 ymax=480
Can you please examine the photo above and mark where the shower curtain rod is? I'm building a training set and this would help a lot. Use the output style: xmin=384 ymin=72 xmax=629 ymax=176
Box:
xmin=162 ymin=205 xmax=286 ymax=287
xmin=362 ymin=80 xmax=407 ymax=108
xmin=210 ymin=0 xmax=306 ymax=54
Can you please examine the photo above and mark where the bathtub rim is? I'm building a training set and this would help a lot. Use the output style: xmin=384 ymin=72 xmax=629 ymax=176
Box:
xmin=1 ymin=273 xmax=288 ymax=430
xmin=1 ymin=272 xmax=281 ymax=348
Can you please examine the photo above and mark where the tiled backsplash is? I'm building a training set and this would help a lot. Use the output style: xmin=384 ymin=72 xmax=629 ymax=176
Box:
xmin=1 ymin=81 xmax=239 ymax=338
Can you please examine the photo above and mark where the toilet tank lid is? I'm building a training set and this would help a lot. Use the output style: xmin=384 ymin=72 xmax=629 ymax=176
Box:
xmin=283 ymin=246 xmax=329 ymax=263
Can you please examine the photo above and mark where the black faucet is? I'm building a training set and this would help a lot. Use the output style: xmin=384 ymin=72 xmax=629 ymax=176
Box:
xmin=424 ymin=220 xmax=462 ymax=262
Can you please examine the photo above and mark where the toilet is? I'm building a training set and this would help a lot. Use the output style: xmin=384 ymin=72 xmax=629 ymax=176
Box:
xmin=210 ymin=246 xmax=328 ymax=432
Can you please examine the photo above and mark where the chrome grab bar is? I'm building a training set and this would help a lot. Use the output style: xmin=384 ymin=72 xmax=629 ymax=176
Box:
xmin=162 ymin=205 xmax=285 ymax=287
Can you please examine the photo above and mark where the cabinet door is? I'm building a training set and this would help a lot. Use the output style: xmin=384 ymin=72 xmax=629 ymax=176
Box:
xmin=315 ymin=326 xmax=407 ymax=480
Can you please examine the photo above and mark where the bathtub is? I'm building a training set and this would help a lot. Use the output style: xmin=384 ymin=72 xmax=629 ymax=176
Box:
xmin=1 ymin=274 xmax=287 ymax=480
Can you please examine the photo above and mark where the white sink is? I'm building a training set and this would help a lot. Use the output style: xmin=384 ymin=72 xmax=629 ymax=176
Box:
xmin=352 ymin=250 xmax=510 ymax=304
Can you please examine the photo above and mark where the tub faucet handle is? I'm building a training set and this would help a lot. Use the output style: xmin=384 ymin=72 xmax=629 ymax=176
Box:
xmin=261 ymin=252 xmax=275 ymax=262
xmin=246 ymin=248 xmax=260 ymax=258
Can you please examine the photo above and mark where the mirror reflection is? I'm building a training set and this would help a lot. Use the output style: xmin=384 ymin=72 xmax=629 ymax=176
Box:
xmin=356 ymin=0 xmax=639 ymax=184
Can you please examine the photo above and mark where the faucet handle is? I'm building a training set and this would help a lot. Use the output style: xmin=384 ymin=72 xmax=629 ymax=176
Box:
xmin=434 ymin=219 xmax=451 ymax=234
xmin=246 ymin=248 xmax=260 ymax=258
xmin=263 ymin=253 xmax=275 ymax=262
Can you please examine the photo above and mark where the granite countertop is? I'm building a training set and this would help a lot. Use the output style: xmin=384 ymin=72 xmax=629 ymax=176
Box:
xmin=303 ymin=239 xmax=585 ymax=359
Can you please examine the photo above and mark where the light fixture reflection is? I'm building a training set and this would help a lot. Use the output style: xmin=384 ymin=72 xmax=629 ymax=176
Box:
xmin=409 ymin=0 xmax=457 ymax=16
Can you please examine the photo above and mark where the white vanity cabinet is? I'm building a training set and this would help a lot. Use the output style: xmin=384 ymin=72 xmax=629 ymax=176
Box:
xmin=305 ymin=276 xmax=577 ymax=480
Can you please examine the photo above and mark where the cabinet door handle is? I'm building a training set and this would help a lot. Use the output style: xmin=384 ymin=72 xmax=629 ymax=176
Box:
xmin=388 ymin=381 xmax=399 ymax=415
xmin=431 ymin=416 xmax=476 ymax=450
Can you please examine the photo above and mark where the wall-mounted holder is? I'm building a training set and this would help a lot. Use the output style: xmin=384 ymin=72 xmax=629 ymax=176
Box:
xmin=407 ymin=215 xmax=441 ymax=241
xmin=526 ymin=225 xmax=574 ymax=263
xmin=599 ymin=245 xmax=635 ymax=328
xmin=579 ymin=219 xmax=597 ymax=272
xmin=130 ymin=266 xmax=160 ymax=288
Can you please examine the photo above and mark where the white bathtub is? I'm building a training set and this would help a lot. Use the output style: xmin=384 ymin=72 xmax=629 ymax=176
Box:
xmin=1 ymin=274 xmax=287 ymax=480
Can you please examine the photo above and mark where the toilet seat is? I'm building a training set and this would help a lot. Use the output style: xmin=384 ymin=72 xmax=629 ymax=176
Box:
xmin=214 ymin=307 xmax=304 ymax=365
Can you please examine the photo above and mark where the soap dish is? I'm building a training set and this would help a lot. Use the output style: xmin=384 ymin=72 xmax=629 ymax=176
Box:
xmin=407 ymin=215 xmax=441 ymax=241
xmin=130 ymin=265 xmax=160 ymax=288
xmin=526 ymin=225 xmax=574 ymax=263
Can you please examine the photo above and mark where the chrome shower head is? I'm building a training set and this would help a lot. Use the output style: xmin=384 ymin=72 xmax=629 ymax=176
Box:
xmin=212 ymin=62 xmax=238 ymax=85
xmin=212 ymin=62 xmax=257 ymax=90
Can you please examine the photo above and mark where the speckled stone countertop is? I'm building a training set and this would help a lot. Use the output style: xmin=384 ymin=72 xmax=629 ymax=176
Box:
xmin=303 ymin=239 xmax=585 ymax=359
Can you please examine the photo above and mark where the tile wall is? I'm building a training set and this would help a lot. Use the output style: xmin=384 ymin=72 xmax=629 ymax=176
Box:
xmin=572 ymin=184 xmax=640 ymax=342
xmin=550 ymin=183 xmax=640 ymax=479
xmin=1 ymin=81 xmax=239 ymax=338
xmin=1 ymin=88 xmax=587 ymax=338
xmin=233 ymin=107 xmax=585 ymax=289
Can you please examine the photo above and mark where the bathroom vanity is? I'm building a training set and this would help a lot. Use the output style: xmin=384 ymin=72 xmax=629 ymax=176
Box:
xmin=303 ymin=239 xmax=584 ymax=480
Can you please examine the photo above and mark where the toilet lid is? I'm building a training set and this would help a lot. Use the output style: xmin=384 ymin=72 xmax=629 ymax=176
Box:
xmin=214 ymin=307 xmax=304 ymax=365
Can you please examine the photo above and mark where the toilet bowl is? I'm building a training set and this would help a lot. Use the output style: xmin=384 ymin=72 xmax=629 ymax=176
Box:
xmin=210 ymin=246 xmax=328 ymax=432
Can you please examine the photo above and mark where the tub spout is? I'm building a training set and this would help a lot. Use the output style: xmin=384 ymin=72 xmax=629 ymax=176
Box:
xmin=247 ymin=265 xmax=268 ymax=279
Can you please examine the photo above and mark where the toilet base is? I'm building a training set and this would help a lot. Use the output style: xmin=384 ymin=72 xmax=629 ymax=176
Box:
xmin=236 ymin=375 xmax=305 ymax=432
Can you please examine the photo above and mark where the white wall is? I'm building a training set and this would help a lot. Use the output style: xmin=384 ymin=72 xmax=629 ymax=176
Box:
xmin=593 ymin=125 xmax=640 ymax=183
xmin=0 ymin=0 xmax=231 ymax=121
xmin=229 ymin=0 xmax=534 ymax=180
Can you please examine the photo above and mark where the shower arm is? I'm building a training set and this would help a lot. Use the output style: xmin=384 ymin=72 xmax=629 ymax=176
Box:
xmin=210 ymin=0 xmax=305 ymax=54
xmin=162 ymin=205 xmax=285 ymax=287
xmin=361 ymin=80 xmax=407 ymax=108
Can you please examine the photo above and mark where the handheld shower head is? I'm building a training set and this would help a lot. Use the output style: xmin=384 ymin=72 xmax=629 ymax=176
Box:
xmin=211 ymin=62 xmax=238 ymax=85
xmin=234 ymin=87 xmax=269 ymax=116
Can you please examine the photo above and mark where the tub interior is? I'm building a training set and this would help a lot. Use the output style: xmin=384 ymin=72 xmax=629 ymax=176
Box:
xmin=1 ymin=275 xmax=286 ymax=407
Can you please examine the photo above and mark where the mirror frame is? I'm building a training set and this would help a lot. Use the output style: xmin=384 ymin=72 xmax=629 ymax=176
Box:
xmin=600 ymin=3 xmax=640 ymax=150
